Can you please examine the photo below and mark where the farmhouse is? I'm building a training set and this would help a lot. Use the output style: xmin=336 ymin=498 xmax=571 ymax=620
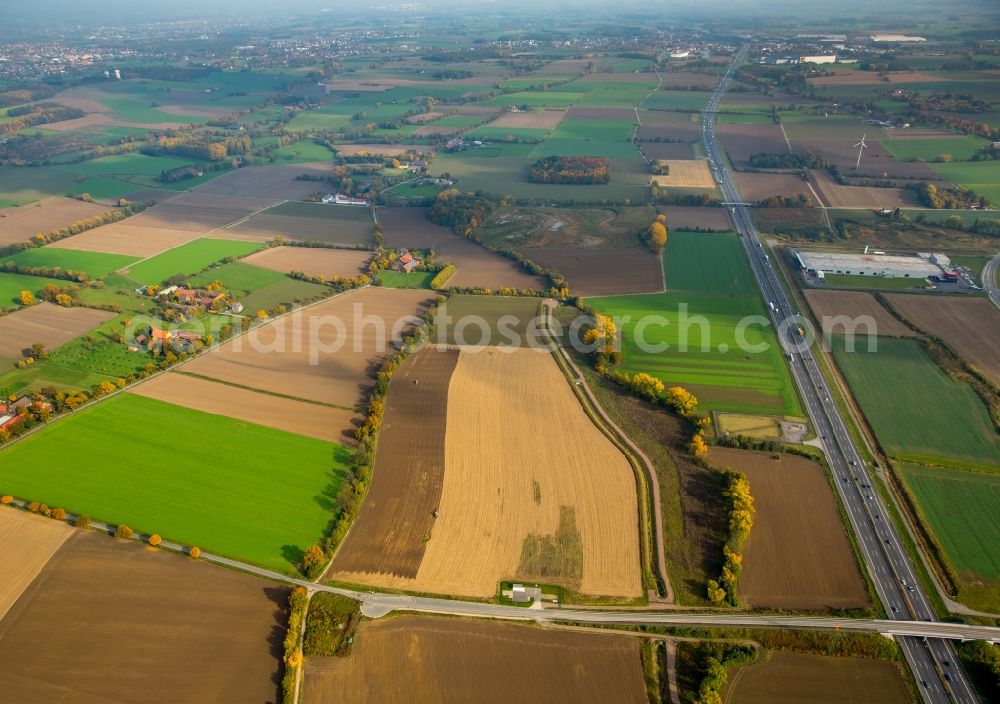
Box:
xmin=397 ymin=251 xmax=422 ymax=273
xmin=794 ymin=249 xmax=954 ymax=280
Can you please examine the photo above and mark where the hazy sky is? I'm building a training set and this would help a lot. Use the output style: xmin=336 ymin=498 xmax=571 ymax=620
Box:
xmin=6 ymin=0 xmax=994 ymax=27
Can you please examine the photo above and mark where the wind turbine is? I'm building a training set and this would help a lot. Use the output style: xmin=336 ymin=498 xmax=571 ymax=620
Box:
xmin=853 ymin=133 xmax=868 ymax=170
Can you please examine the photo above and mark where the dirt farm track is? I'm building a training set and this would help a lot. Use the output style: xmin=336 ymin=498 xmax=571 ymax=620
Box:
xmin=303 ymin=615 xmax=648 ymax=704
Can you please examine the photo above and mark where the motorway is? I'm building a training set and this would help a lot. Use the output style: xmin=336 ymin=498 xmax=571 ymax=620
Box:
xmin=703 ymin=46 xmax=979 ymax=703
xmin=984 ymin=252 xmax=1000 ymax=310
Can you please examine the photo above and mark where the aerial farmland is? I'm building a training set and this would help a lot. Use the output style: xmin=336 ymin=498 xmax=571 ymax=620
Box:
xmin=1 ymin=5 xmax=999 ymax=703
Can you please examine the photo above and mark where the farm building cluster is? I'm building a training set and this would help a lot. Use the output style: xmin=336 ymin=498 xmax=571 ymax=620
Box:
xmin=0 ymin=397 xmax=53 ymax=431
xmin=794 ymin=249 xmax=958 ymax=282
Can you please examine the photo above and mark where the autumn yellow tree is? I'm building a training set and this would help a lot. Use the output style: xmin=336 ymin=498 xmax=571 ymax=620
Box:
xmin=19 ymin=290 xmax=36 ymax=306
xmin=631 ymin=372 xmax=665 ymax=399
xmin=256 ymin=309 xmax=268 ymax=320
xmin=583 ymin=313 xmax=618 ymax=356
xmin=148 ymin=534 xmax=162 ymax=546
xmin=690 ymin=432 xmax=709 ymax=458
xmin=302 ymin=545 xmax=327 ymax=578
xmin=189 ymin=546 xmax=202 ymax=559
xmin=114 ymin=524 xmax=133 ymax=540
xmin=665 ymin=386 xmax=699 ymax=417
xmin=706 ymin=579 xmax=726 ymax=604
xmin=647 ymin=220 xmax=668 ymax=253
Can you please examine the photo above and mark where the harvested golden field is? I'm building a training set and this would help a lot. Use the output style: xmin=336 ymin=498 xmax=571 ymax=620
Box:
xmin=243 ymin=246 xmax=373 ymax=279
xmin=377 ymin=207 xmax=545 ymax=290
xmin=724 ymin=651 xmax=911 ymax=704
xmin=716 ymin=413 xmax=782 ymax=439
xmin=490 ymin=109 xmax=566 ymax=129
xmin=302 ymin=615 xmax=648 ymax=704
xmin=334 ymin=348 xmax=643 ymax=599
xmin=195 ymin=163 xmax=335 ymax=199
xmin=709 ymin=448 xmax=868 ymax=610
xmin=48 ymin=193 xmax=277 ymax=257
xmin=885 ymin=294 xmax=1000 ymax=385
xmin=0 ymin=508 xmax=73 ymax=622
xmin=129 ymin=372 xmax=360 ymax=442
xmin=183 ymin=287 xmax=432 ymax=409
xmin=804 ymin=290 xmax=917 ymax=340
xmin=0 ymin=531 xmax=287 ymax=703
xmin=0 ymin=197 xmax=115 ymax=246
xmin=650 ymin=160 xmax=715 ymax=188
xmin=809 ymin=169 xmax=919 ymax=209
xmin=0 ymin=302 xmax=115 ymax=360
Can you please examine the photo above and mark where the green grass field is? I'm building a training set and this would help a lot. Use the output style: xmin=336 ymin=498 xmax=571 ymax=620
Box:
xmin=833 ymin=337 xmax=1000 ymax=471
xmin=0 ymin=393 xmax=348 ymax=574
xmin=240 ymin=278 xmax=331 ymax=311
xmin=529 ymin=139 xmax=642 ymax=159
xmin=0 ymin=168 xmax=78 ymax=208
xmin=929 ymin=161 xmax=1000 ymax=207
xmin=59 ymin=153 xmax=200 ymax=188
xmin=123 ymin=239 xmax=265 ymax=284
xmin=188 ymin=261 xmax=287 ymax=295
xmin=589 ymin=290 xmax=803 ymax=416
xmin=880 ymin=136 xmax=988 ymax=162
xmin=0 ymin=248 xmax=139 ymax=280
xmin=484 ymin=91 xmax=585 ymax=108
xmin=0 ymin=272 xmax=72 ymax=306
xmin=272 ymin=140 xmax=337 ymax=163
xmin=547 ymin=119 xmax=635 ymax=142
xmin=663 ymin=231 xmax=754 ymax=295
xmin=434 ymin=294 xmax=542 ymax=346
xmin=900 ymin=463 xmax=1000 ymax=583
xmin=376 ymin=270 xmax=434 ymax=289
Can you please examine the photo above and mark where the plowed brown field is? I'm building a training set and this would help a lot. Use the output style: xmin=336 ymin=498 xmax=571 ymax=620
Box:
xmin=886 ymin=294 xmax=1000 ymax=385
xmin=0 ymin=302 xmax=115 ymax=359
xmin=183 ymin=287 xmax=432 ymax=409
xmin=809 ymin=170 xmax=919 ymax=209
xmin=334 ymin=348 xmax=642 ymax=599
xmin=302 ymin=615 xmax=648 ymax=704
xmin=129 ymin=372 xmax=360 ymax=442
xmin=0 ymin=531 xmax=287 ymax=703
xmin=195 ymin=163 xmax=336 ymax=199
xmin=0 ymin=508 xmax=73 ymax=622
xmin=0 ymin=197 xmax=115 ymax=246
xmin=732 ymin=172 xmax=814 ymax=203
xmin=709 ymin=448 xmax=868 ymax=610
xmin=243 ymin=246 xmax=373 ymax=279
xmin=724 ymin=651 xmax=910 ymax=704
xmin=718 ymin=124 xmax=789 ymax=166
xmin=491 ymin=109 xmax=566 ymax=128
xmin=330 ymin=347 xmax=458 ymax=577
xmin=656 ymin=205 xmax=733 ymax=230
xmin=222 ymin=201 xmax=374 ymax=246
xmin=804 ymin=290 xmax=917 ymax=340
xmin=519 ymin=247 xmax=664 ymax=296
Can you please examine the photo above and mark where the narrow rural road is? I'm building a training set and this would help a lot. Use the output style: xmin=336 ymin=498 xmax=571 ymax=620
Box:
xmin=16 ymin=504 xmax=998 ymax=645
xmin=541 ymin=307 xmax=675 ymax=604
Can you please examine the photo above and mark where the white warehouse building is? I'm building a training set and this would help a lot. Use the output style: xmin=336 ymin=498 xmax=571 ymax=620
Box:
xmin=794 ymin=250 xmax=949 ymax=279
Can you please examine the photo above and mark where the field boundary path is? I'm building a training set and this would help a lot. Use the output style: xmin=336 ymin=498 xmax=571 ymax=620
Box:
xmin=543 ymin=307 xmax=674 ymax=603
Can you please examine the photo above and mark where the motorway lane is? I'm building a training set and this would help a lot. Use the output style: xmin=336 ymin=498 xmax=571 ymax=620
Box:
xmin=703 ymin=47 xmax=978 ymax=704
xmin=983 ymin=252 xmax=1000 ymax=309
